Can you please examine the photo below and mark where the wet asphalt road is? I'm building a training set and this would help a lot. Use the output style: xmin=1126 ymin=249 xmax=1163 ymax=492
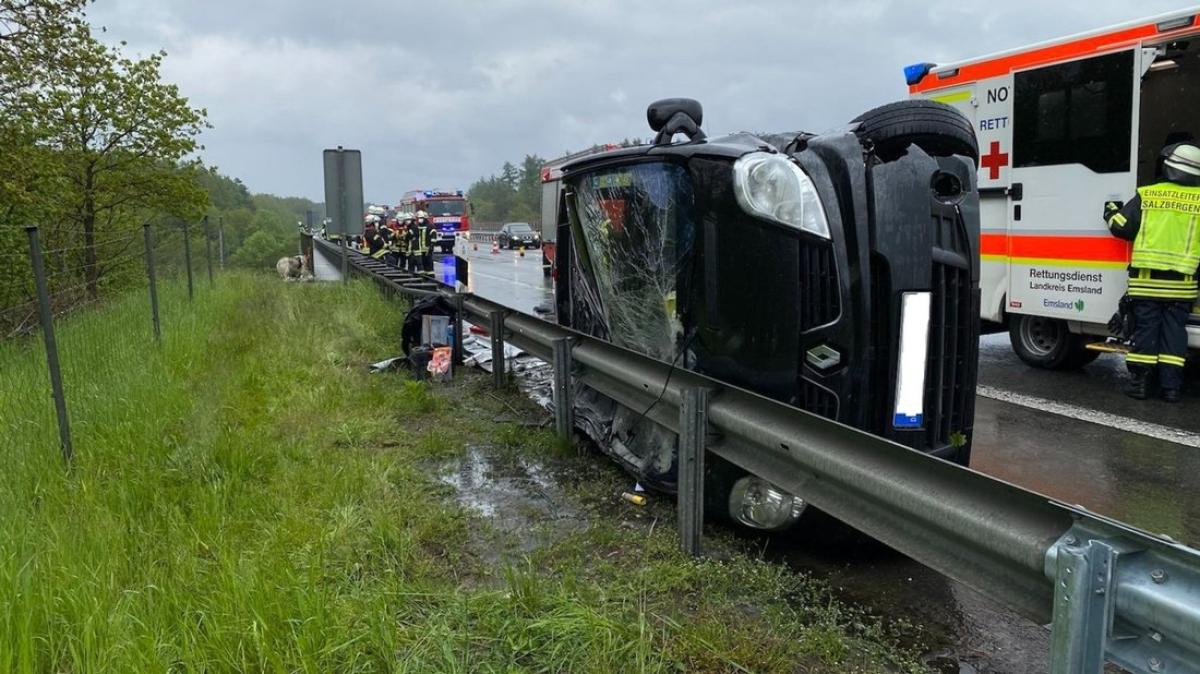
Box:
xmin=438 ymin=246 xmax=1199 ymax=672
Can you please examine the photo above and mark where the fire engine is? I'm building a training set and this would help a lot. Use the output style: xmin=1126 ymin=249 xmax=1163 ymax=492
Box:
xmin=908 ymin=8 xmax=1200 ymax=368
xmin=540 ymin=145 xmax=621 ymax=278
xmin=397 ymin=189 xmax=470 ymax=253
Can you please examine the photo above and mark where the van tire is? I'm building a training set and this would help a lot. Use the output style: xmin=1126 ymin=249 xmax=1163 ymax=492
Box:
xmin=851 ymin=100 xmax=979 ymax=165
xmin=1008 ymin=315 xmax=1099 ymax=370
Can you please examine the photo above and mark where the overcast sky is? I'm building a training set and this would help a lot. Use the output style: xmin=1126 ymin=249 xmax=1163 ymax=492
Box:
xmin=86 ymin=0 xmax=1194 ymax=203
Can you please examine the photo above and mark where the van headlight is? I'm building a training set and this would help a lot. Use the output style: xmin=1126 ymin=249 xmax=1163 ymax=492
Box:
xmin=733 ymin=153 xmax=830 ymax=239
xmin=728 ymin=475 xmax=807 ymax=531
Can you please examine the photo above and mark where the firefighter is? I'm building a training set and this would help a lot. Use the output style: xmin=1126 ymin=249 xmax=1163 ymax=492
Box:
xmin=1106 ymin=142 xmax=1200 ymax=402
xmin=365 ymin=217 xmax=387 ymax=260
xmin=382 ymin=221 xmax=400 ymax=267
xmin=371 ymin=222 xmax=390 ymax=261
xmin=398 ymin=216 xmax=415 ymax=271
xmin=408 ymin=214 xmax=430 ymax=273
xmin=415 ymin=211 xmax=435 ymax=273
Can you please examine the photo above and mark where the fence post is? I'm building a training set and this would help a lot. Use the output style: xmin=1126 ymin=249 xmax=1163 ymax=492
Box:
xmin=678 ymin=387 xmax=708 ymax=557
xmin=143 ymin=224 xmax=161 ymax=343
xmin=26 ymin=225 xmax=73 ymax=465
xmin=490 ymin=310 xmax=506 ymax=389
xmin=552 ymin=337 xmax=574 ymax=445
xmin=203 ymin=215 xmax=214 ymax=286
xmin=218 ymin=216 xmax=226 ymax=269
xmin=182 ymin=220 xmax=194 ymax=300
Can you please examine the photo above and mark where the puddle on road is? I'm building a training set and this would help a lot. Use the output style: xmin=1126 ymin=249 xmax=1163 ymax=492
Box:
xmin=437 ymin=446 xmax=588 ymax=557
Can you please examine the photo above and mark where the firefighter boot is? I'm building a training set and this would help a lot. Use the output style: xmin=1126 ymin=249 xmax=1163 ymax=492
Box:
xmin=1162 ymin=387 xmax=1182 ymax=403
xmin=1124 ymin=370 xmax=1149 ymax=400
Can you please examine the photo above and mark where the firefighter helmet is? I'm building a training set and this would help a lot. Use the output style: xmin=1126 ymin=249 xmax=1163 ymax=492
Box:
xmin=1163 ymin=143 xmax=1200 ymax=186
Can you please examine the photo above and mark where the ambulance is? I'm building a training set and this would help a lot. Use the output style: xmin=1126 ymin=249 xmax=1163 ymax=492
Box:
xmin=908 ymin=8 xmax=1200 ymax=368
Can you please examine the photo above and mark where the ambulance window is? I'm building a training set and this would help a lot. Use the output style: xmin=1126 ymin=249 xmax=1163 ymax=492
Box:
xmin=1013 ymin=50 xmax=1134 ymax=173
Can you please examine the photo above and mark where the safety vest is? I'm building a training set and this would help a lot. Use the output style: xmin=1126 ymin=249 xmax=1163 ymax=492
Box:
xmin=1132 ymin=183 xmax=1200 ymax=275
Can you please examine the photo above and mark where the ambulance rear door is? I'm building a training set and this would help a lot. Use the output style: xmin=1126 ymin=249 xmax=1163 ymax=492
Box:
xmin=1005 ymin=49 xmax=1139 ymax=329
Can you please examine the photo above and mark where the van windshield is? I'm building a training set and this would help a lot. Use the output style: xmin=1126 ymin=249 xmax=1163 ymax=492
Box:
xmin=568 ymin=162 xmax=694 ymax=361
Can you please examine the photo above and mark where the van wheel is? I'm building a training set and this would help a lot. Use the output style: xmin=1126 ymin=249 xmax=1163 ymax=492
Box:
xmin=1008 ymin=315 xmax=1099 ymax=370
xmin=851 ymin=100 xmax=979 ymax=165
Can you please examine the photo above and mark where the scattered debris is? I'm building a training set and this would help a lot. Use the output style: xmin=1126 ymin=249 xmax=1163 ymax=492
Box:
xmin=368 ymin=356 xmax=406 ymax=373
xmin=621 ymin=491 xmax=646 ymax=506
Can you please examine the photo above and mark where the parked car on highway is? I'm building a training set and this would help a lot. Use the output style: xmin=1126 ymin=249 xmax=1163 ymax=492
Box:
xmin=496 ymin=222 xmax=540 ymax=249
xmin=550 ymin=98 xmax=981 ymax=530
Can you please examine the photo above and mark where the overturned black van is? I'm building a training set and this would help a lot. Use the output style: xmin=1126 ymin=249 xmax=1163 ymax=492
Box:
xmin=550 ymin=99 xmax=982 ymax=529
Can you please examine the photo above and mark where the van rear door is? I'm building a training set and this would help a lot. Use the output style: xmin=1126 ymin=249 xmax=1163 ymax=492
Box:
xmin=1005 ymin=49 xmax=1138 ymax=329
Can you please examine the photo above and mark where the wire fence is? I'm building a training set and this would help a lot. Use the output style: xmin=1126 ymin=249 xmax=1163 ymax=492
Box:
xmin=0 ymin=217 xmax=224 ymax=467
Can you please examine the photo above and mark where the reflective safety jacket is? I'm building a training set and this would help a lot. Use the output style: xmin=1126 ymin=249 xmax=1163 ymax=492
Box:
xmin=409 ymin=221 xmax=433 ymax=254
xmin=1106 ymin=182 xmax=1200 ymax=300
xmin=387 ymin=227 xmax=406 ymax=253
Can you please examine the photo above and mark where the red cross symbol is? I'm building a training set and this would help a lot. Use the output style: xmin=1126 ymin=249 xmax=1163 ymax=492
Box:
xmin=980 ymin=141 xmax=1009 ymax=180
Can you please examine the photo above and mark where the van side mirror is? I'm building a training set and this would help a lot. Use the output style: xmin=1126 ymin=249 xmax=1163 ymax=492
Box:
xmin=647 ymin=98 xmax=706 ymax=145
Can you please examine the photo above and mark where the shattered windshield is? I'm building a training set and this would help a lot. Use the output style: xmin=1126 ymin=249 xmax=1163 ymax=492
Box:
xmin=568 ymin=162 xmax=694 ymax=361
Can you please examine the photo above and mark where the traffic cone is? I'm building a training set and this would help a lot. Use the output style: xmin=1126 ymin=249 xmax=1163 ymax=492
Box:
xmin=518 ymin=246 xmax=525 ymax=257
xmin=491 ymin=240 xmax=499 ymax=255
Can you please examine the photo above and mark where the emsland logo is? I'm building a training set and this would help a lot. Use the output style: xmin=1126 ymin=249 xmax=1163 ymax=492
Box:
xmin=1074 ymin=299 xmax=1085 ymax=312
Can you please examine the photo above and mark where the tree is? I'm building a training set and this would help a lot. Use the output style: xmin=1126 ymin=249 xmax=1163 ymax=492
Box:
xmin=500 ymin=161 xmax=519 ymax=189
xmin=28 ymin=31 xmax=209 ymax=295
xmin=0 ymin=0 xmax=89 ymax=102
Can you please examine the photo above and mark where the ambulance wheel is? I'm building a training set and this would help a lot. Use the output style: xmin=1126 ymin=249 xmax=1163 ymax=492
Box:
xmin=851 ymin=100 xmax=979 ymax=165
xmin=1008 ymin=315 xmax=1099 ymax=370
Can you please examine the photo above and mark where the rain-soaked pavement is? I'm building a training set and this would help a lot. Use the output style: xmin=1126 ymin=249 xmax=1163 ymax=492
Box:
xmin=392 ymin=243 xmax=1198 ymax=672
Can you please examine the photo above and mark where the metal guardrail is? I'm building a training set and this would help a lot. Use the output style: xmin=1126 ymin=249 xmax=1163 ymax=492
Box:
xmin=314 ymin=237 xmax=1200 ymax=674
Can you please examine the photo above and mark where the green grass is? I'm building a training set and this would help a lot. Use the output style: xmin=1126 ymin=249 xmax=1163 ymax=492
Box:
xmin=0 ymin=272 xmax=930 ymax=673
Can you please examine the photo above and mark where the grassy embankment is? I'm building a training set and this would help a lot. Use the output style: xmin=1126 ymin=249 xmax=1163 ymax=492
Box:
xmin=0 ymin=272 xmax=931 ymax=673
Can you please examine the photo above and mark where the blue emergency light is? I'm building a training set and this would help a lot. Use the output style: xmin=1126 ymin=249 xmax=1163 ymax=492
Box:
xmin=904 ymin=62 xmax=936 ymax=86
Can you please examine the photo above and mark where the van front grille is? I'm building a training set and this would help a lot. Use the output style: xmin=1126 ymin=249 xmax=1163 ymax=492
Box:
xmin=799 ymin=242 xmax=839 ymax=331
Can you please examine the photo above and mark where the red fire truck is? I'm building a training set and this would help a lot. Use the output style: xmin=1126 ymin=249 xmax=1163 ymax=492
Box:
xmin=398 ymin=189 xmax=471 ymax=253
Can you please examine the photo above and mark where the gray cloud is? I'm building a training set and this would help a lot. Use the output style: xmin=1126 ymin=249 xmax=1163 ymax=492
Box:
xmin=86 ymin=0 xmax=1195 ymax=202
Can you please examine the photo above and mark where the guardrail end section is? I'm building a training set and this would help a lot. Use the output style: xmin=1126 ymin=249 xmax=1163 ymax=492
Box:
xmin=1047 ymin=518 xmax=1200 ymax=674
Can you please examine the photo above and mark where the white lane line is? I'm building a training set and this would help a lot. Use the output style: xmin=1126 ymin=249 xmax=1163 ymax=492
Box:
xmin=976 ymin=385 xmax=1200 ymax=449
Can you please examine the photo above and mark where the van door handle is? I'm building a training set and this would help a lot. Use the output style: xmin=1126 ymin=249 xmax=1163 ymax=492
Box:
xmin=1009 ymin=182 xmax=1024 ymax=201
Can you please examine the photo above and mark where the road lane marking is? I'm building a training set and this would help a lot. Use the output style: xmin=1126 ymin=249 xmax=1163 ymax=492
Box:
xmin=977 ymin=385 xmax=1200 ymax=449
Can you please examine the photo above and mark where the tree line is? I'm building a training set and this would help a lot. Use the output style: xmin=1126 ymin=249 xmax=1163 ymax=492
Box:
xmin=1 ymin=0 xmax=319 ymax=333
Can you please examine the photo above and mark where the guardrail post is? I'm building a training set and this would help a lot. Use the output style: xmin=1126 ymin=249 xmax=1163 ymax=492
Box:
xmin=678 ymin=387 xmax=707 ymax=557
xmin=26 ymin=225 xmax=73 ymax=465
xmin=490 ymin=310 xmax=506 ymax=388
xmin=143 ymin=224 xmax=161 ymax=342
xmin=452 ymin=294 xmax=465 ymax=368
xmin=182 ymin=220 xmax=194 ymax=300
xmin=1050 ymin=537 xmax=1117 ymax=674
xmin=552 ymin=337 xmax=574 ymax=445
xmin=340 ymin=237 xmax=349 ymax=284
